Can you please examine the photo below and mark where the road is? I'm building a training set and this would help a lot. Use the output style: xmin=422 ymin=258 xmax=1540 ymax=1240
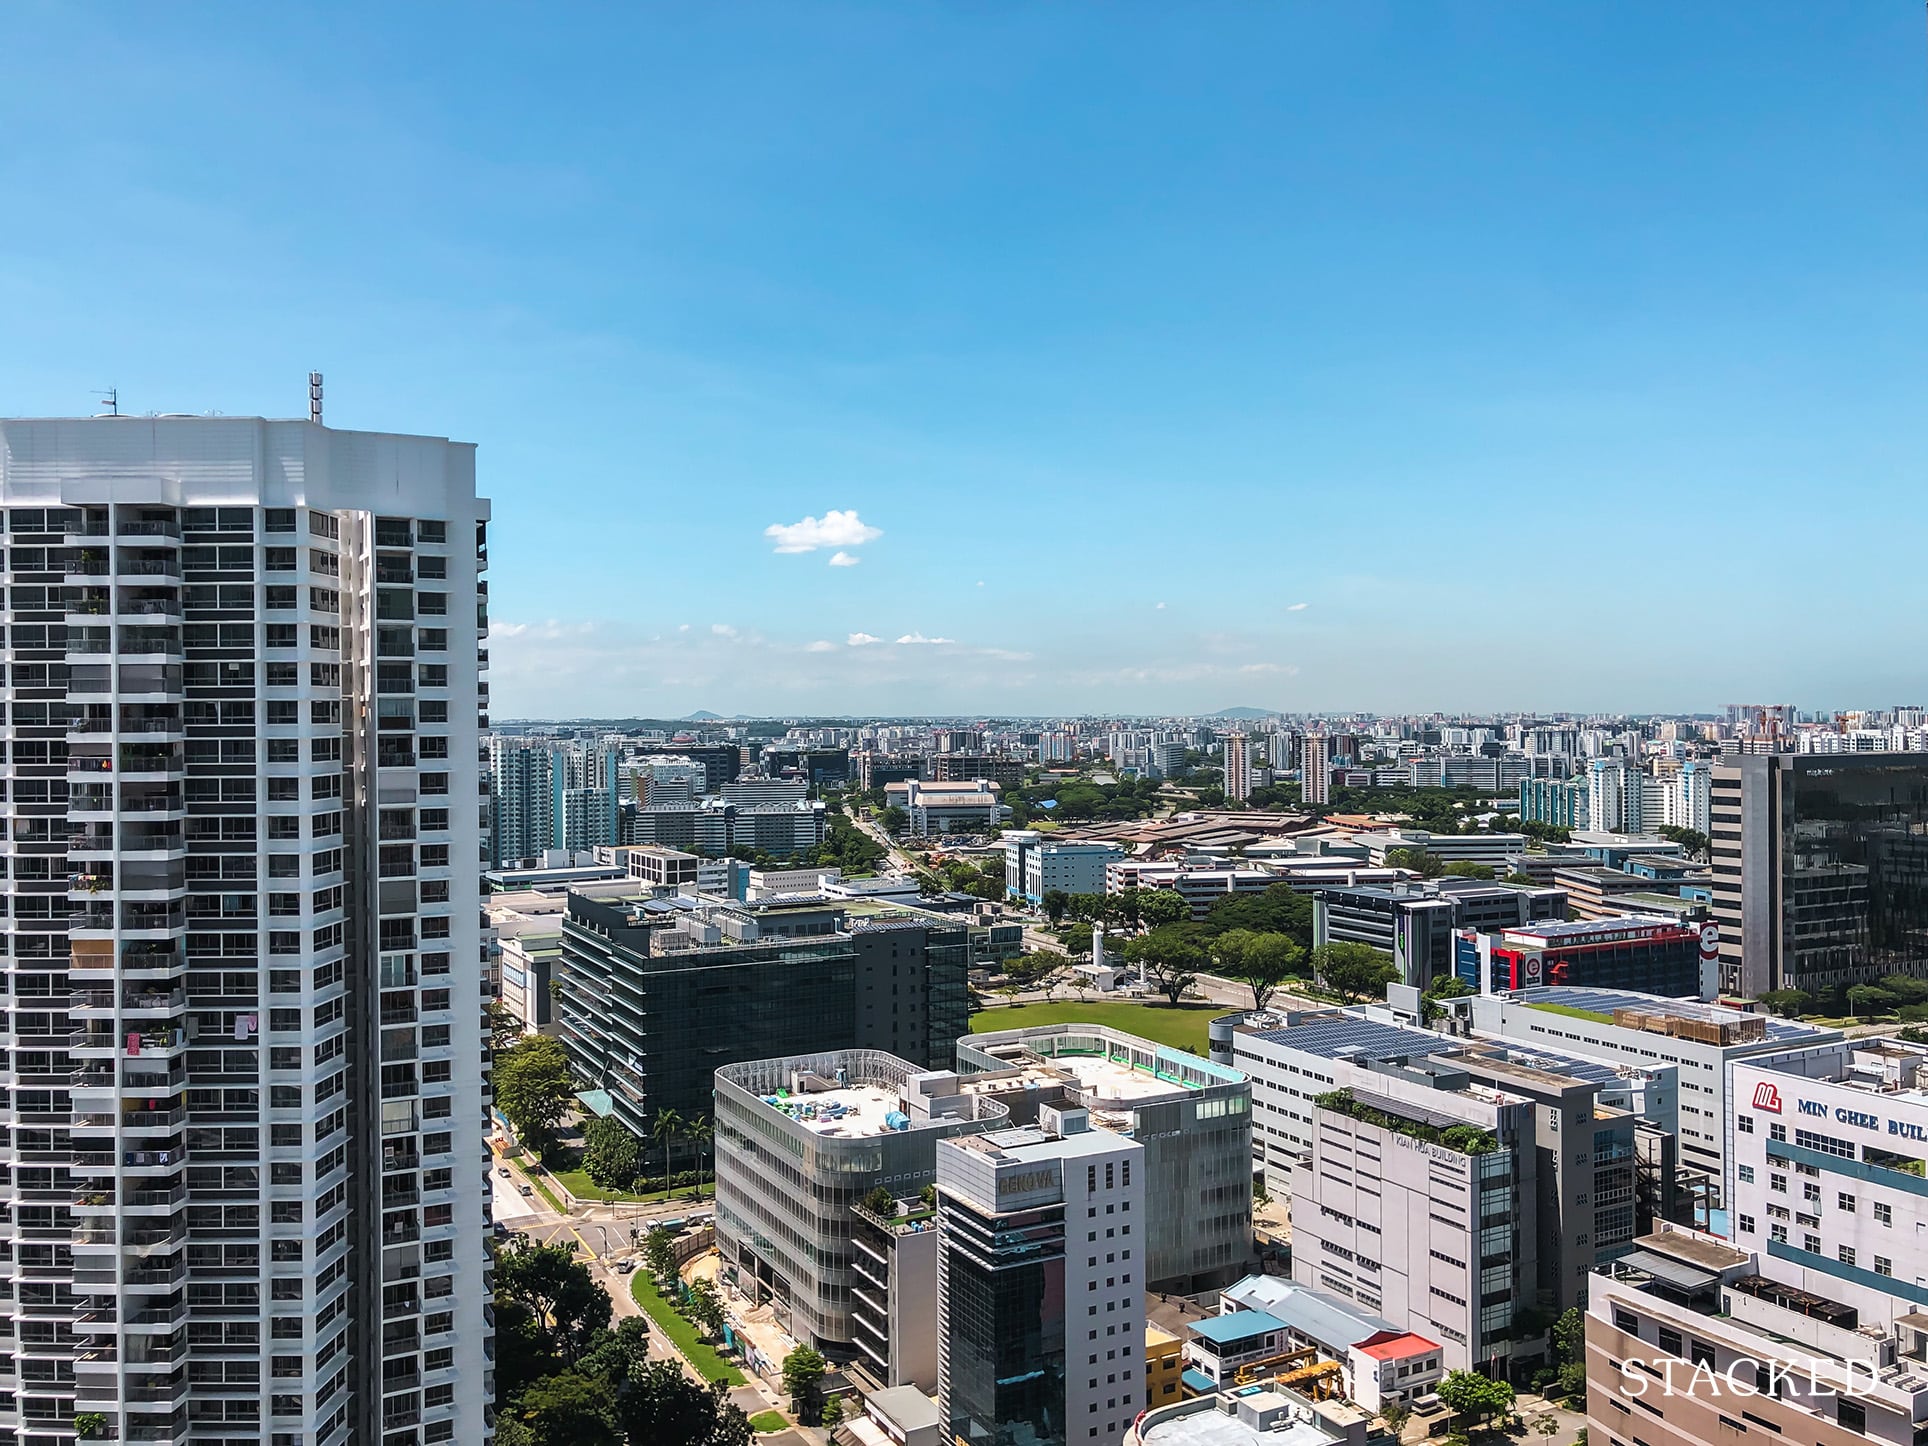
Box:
xmin=852 ymin=810 xmax=918 ymax=874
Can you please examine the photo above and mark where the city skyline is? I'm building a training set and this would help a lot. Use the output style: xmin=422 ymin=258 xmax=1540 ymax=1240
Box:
xmin=4 ymin=5 xmax=1928 ymax=716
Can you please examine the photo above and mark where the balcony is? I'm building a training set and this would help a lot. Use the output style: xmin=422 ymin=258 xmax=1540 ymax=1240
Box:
xmin=118 ymin=521 xmax=182 ymax=539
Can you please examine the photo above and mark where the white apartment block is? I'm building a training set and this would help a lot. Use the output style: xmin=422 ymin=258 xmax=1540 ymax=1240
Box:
xmin=0 ymin=416 xmax=490 ymax=1446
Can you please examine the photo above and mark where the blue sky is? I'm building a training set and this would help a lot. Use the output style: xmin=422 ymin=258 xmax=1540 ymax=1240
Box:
xmin=3 ymin=4 xmax=1926 ymax=718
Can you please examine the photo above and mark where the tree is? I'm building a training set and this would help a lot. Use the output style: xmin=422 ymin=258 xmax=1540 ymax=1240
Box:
xmin=1551 ymin=1306 xmax=1585 ymax=1367
xmin=1058 ymin=921 xmax=1094 ymax=957
xmin=495 ymin=1036 xmax=579 ymax=1155
xmin=1505 ymin=871 xmax=1538 ymax=885
xmin=487 ymin=999 xmax=527 ymax=1053
xmin=1215 ymin=929 xmax=1304 ymax=1011
xmin=1442 ymin=860 xmax=1495 ymax=880
xmin=861 ymin=1184 xmax=896 ymax=1216
xmin=1437 ymin=1369 xmax=1514 ymax=1428
xmin=505 ymin=1370 xmax=621 ymax=1446
xmin=686 ymin=1278 xmax=726 ymax=1339
xmin=1385 ymin=847 xmax=1446 ymax=879
xmin=1042 ymin=889 xmax=1071 ymax=924
xmin=821 ymin=1394 xmax=845 ymax=1429
xmin=878 ymin=805 xmax=909 ymax=837
xmin=1138 ymin=888 xmax=1190 ymax=928
xmin=644 ymin=1226 xmax=676 ymax=1283
xmin=1759 ymin=988 xmax=1812 ymax=1020
xmin=602 ymin=1353 xmax=754 ymax=1446
xmin=1313 ymin=942 xmax=1399 ymax=1003
xmin=582 ymin=1117 xmax=643 ymax=1195
xmin=782 ymin=1344 xmax=828 ymax=1425
xmin=1005 ymin=950 xmax=1069 ymax=996
xmin=1379 ymin=1401 xmax=1410 ymax=1434
xmin=1848 ymin=984 xmax=1886 ymax=1022
xmin=1127 ymin=928 xmax=1204 ymax=1006
xmin=1205 ymin=884 xmax=1314 ymax=948
xmin=652 ymin=1108 xmax=685 ymax=1191
xmin=686 ymin=1114 xmax=714 ymax=1198
xmin=1657 ymin=825 xmax=1710 ymax=861
xmin=496 ymin=1240 xmax=614 ymax=1367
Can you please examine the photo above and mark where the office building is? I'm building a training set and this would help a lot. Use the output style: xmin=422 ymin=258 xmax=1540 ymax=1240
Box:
xmin=1451 ymin=986 xmax=1840 ymax=1199
xmin=1585 ymin=1224 xmax=1928 ymax=1446
xmin=1454 ymin=917 xmax=1711 ymax=998
xmin=1353 ymin=829 xmax=1529 ymax=869
xmin=856 ymin=751 xmax=926 ymax=793
xmin=884 ymin=779 xmax=1008 ymax=836
xmin=924 ymin=753 xmax=1025 ymax=790
xmin=1104 ymin=862 xmax=1275 ymax=920
xmin=1728 ymin=1037 xmax=1928 ymax=1320
xmin=936 ymin=1111 xmax=1145 ymax=1446
xmin=1311 ymin=880 xmax=1566 ymax=990
xmin=1712 ymin=752 xmax=1928 ymax=998
xmin=0 ymin=415 xmax=490 ymax=1445
xmin=1221 ymin=1010 xmax=1661 ymax=1355
xmin=556 ymin=891 xmax=972 ymax=1130
xmin=712 ymin=1050 xmax=1009 ymax=1365
xmin=1001 ymin=831 xmax=1124 ymax=904
xmin=1224 ymin=733 xmax=1252 ymax=804
xmin=956 ymin=1024 xmax=1256 ymax=1293
xmin=633 ymin=741 xmax=741 ymax=795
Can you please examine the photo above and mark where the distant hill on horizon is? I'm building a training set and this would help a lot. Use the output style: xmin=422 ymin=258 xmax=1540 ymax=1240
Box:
xmin=684 ymin=709 xmax=725 ymax=721
xmin=1212 ymin=706 xmax=1276 ymax=720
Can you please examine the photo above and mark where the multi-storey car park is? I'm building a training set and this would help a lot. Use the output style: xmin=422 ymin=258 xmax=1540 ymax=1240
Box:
xmin=0 ymin=415 xmax=490 ymax=1446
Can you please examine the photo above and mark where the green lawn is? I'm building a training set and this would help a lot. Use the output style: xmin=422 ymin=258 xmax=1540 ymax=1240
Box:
xmin=629 ymin=1271 xmax=745 ymax=1385
xmin=746 ymin=1412 xmax=788 ymax=1433
xmin=969 ymin=999 xmax=1223 ymax=1053
xmin=1526 ymin=1001 xmax=1614 ymax=1025
xmin=550 ymin=1169 xmax=713 ymax=1206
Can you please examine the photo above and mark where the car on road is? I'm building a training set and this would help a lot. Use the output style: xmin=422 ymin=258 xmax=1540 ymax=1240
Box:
xmin=614 ymin=1259 xmax=637 ymax=1274
xmin=518 ymin=1184 xmax=534 ymax=1197
xmin=497 ymin=1166 xmax=511 ymax=1178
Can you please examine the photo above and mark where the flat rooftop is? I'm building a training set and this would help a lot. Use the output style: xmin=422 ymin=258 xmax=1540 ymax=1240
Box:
xmin=758 ymin=1082 xmax=906 ymax=1139
xmin=1244 ymin=1013 xmax=1443 ymax=1061
xmin=1511 ymin=987 xmax=1829 ymax=1042
xmin=1139 ymin=1403 xmax=1337 ymax=1446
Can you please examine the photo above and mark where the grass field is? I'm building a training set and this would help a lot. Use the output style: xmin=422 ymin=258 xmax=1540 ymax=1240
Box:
xmin=550 ymin=1169 xmax=713 ymax=1206
xmin=746 ymin=1412 xmax=787 ymax=1433
xmin=629 ymin=1271 xmax=745 ymax=1385
xmin=969 ymin=999 xmax=1222 ymax=1053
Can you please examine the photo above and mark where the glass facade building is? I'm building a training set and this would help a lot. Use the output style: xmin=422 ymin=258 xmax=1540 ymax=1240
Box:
xmin=1713 ymin=753 xmax=1928 ymax=998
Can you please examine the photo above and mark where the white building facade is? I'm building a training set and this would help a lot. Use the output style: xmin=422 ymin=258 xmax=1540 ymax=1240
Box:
xmin=0 ymin=415 xmax=491 ymax=1446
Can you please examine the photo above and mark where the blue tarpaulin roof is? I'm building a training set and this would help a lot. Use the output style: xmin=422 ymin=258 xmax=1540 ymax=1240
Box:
xmin=1188 ymin=1309 xmax=1287 ymax=1344
xmin=1182 ymin=1368 xmax=1218 ymax=1395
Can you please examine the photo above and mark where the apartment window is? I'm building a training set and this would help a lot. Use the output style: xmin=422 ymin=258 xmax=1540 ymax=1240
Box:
xmin=1875 ymin=1255 xmax=1893 ymax=1277
xmin=1875 ymin=1202 xmax=1893 ymax=1226
xmin=1838 ymin=1400 xmax=1865 ymax=1432
xmin=1656 ymin=1328 xmax=1682 ymax=1357
xmin=1768 ymin=1173 xmax=1786 ymax=1194
xmin=1803 ymin=1233 xmax=1821 ymax=1254
xmin=1838 ymin=1245 xmax=1856 ymax=1268
xmin=1838 ymin=1193 xmax=1856 ymax=1212
xmin=1769 ymin=1224 xmax=1788 ymax=1244
xmin=1736 ymin=1214 xmax=1755 ymax=1235
xmin=1737 ymin=1165 xmax=1754 ymax=1184
xmin=1737 ymin=1115 xmax=1754 ymax=1134
xmin=1768 ymin=1122 xmax=1787 ymax=1142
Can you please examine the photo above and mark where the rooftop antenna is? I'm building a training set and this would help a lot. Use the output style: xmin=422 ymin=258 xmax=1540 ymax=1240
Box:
xmin=308 ymin=372 xmax=323 ymax=426
xmin=96 ymin=388 xmax=118 ymax=417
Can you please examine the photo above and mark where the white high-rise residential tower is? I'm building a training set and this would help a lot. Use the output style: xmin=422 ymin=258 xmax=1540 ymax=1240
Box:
xmin=0 ymin=415 xmax=491 ymax=1446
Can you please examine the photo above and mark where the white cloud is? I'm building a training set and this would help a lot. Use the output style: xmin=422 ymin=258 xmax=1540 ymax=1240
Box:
xmin=711 ymin=623 xmax=738 ymax=637
xmin=1240 ymin=662 xmax=1284 ymax=674
xmin=678 ymin=623 xmax=690 ymax=632
xmin=1286 ymin=602 xmax=1309 ymax=611
xmin=976 ymin=580 xmax=985 ymax=587
xmin=847 ymin=632 xmax=882 ymax=647
xmin=828 ymin=551 xmax=861 ymax=567
xmin=1155 ymin=602 xmax=1166 ymax=610
xmin=764 ymin=509 xmax=882 ymax=554
xmin=896 ymin=633 xmax=956 ymax=645
xmin=805 ymin=640 xmax=838 ymax=653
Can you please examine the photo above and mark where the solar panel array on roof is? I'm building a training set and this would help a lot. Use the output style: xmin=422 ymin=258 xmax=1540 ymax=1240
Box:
xmin=1249 ymin=1015 xmax=1444 ymax=1061
xmin=1475 ymin=1042 xmax=1623 ymax=1087
xmin=1518 ymin=987 xmax=1820 ymax=1041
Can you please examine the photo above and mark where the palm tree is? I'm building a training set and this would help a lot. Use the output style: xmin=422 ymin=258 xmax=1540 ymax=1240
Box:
xmin=651 ymin=1108 xmax=684 ymax=1195
xmin=686 ymin=1116 xmax=714 ymax=1200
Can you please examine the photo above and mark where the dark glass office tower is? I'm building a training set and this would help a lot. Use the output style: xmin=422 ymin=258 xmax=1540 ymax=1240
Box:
xmin=1713 ymin=753 xmax=1928 ymax=997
